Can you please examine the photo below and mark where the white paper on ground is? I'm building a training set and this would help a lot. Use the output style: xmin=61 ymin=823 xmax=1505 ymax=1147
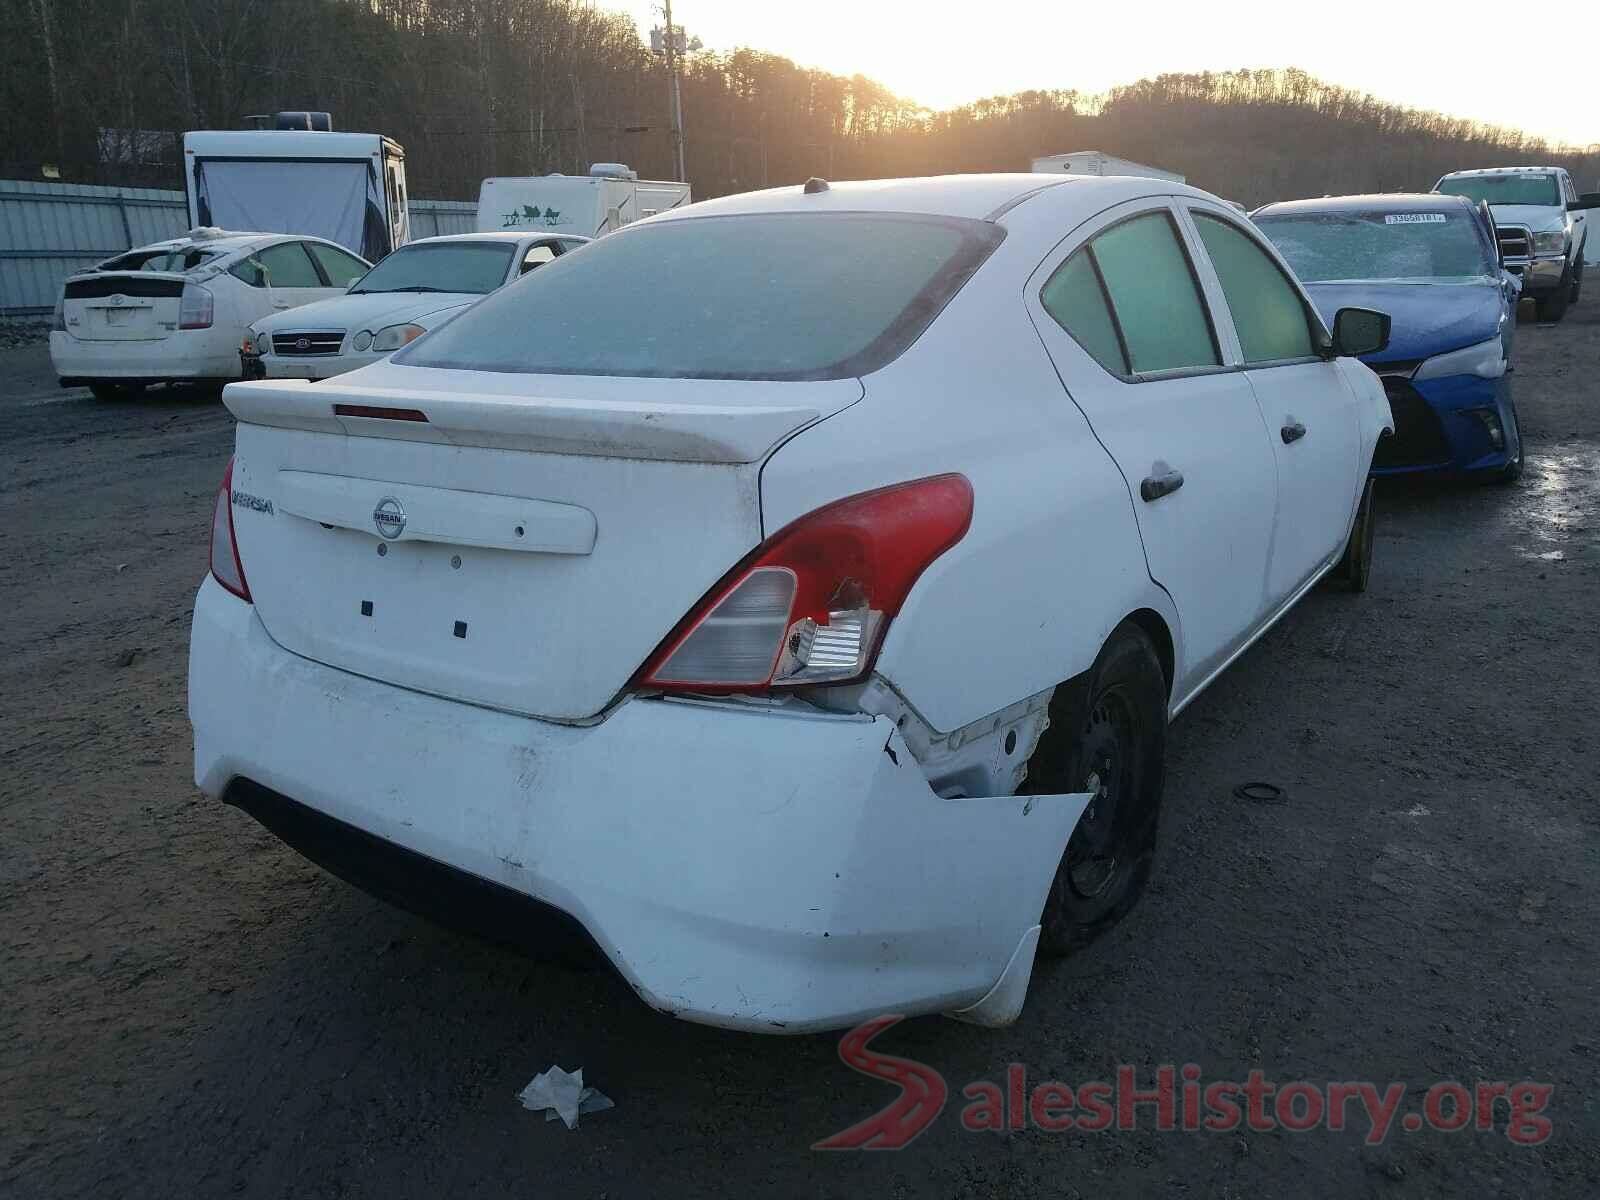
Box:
xmin=517 ymin=1065 xmax=614 ymax=1129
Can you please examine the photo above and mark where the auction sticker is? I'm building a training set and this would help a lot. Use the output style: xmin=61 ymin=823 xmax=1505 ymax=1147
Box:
xmin=1385 ymin=214 xmax=1448 ymax=224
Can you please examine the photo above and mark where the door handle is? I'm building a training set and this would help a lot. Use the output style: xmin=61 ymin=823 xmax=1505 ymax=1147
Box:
xmin=1281 ymin=421 xmax=1307 ymax=444
xmin=1140 ymin=469 xmax=1184 ymax=502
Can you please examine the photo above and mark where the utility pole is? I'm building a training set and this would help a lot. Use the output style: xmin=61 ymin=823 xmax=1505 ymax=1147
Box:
xmin=663 ymin=0 xmax=687 ymax=182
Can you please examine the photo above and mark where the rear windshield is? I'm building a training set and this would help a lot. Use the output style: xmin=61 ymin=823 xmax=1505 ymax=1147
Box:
xmin=1254 ymin=209 xmax=1495 ymax=284
xmin=351 ymin=241 xmax=514 ymax=296
xmin=398 ymin=213 xmax=1004 ymax=380
xmin=99 ymin=247 xmax=221 ymax=273
xmin=1436 ymin=174 xmax=1559 ymax=207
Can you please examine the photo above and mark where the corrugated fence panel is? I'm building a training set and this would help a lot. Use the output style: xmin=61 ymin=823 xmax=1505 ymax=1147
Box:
xmin=2 ymin=180 xmax=472 ymax=318
xmin=0 ymin=180 xmax=187 ymax=316
xmin=409 ymin=199 xmax=478 ymax=239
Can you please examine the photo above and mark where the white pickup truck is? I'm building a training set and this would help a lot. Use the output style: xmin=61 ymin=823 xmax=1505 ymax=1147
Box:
xmin=1435 ymin=166 xmax=1600 ymax=322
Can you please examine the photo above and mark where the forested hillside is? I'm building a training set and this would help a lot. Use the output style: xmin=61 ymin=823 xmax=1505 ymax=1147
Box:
xmin=5 ymin=0 xmax=1595 ymax=205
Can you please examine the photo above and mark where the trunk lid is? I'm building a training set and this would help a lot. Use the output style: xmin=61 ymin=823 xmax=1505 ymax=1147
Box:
xmin=62 ymin=272 xmax=186 ymax=342
xmin=224 ymin=363 xmax=862 ymax=720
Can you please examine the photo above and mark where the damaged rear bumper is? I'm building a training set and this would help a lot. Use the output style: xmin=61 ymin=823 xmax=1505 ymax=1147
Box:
xmin=188 ymin=577 xmax=1087 ymax=1034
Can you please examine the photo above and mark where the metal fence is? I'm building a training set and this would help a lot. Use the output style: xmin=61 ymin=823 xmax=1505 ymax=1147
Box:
xmin=0 ymin=179 xmax=475 ymax=319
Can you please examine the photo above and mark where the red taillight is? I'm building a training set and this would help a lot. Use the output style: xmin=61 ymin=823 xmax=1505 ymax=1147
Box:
xmin=637 ymin=474 xmax=973 ymax=692
xmin=208 ymin=456 xmax=251 ymax=602
xmin=178 ymin=282 xmax=214 ymax=330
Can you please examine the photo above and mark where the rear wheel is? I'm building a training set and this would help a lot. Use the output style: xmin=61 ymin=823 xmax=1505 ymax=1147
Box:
xmin=1332 ymin=477 xmax=1376 ymax=591
xmin=88 ymin=382 xmax=144 ymax=402
xmin=1029 ymin=622 xmax=1167 ymax=958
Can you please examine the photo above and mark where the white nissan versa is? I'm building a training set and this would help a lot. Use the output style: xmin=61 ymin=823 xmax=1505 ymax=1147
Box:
xmin=189 ymin=174 xmax=1393 ymax=1034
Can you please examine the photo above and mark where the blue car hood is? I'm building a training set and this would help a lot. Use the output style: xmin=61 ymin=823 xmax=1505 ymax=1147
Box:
xmin=1301 ymin=281 xmax=1503 ymax=366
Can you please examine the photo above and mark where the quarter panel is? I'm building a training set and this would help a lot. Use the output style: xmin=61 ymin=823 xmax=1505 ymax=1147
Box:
xmin=759 ymin=261 xmax=1165 ymax=735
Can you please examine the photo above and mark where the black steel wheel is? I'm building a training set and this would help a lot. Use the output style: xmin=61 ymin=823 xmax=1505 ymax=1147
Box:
xmin=1030 ymin=622 xmax=1167 ymax=958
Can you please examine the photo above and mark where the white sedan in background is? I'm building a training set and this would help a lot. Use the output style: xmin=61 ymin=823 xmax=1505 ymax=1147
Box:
xmin=50 ymin=229 xmax=369 ymax=400
xmin=192 ymin=175 xmax=1392 ymax=1034
xmin=242 ymin=232 xmax=590 ymax=381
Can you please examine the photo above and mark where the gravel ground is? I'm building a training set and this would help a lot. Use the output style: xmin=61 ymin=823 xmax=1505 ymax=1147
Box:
xmin=2 ymin=306 xmax=1598 ymax=1198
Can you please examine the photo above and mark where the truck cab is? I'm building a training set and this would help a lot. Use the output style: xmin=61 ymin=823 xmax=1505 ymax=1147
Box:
xmin=1435 ymin=166 xmax=1600 ymax=322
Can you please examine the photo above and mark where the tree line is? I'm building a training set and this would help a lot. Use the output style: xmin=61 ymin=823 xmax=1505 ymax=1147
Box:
xmin=3 ymin=0 xmax=1595 ymax=207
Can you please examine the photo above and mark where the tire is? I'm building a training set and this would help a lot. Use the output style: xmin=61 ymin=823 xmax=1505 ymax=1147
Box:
xmin=88 ymin=382 xmax=145 ymax=402
xmin=1535 ymin=276 xmax=1570 ymax=323
xmin=1029 ymin=622 xmax=1168 ymax=958
xmin=1332 ymin=477 xmax=1376 ymax=591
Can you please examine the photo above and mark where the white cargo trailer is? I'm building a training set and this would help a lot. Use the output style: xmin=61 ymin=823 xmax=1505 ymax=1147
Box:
xmin=477 ymin=165 xmax=691 ymax=237
xmin=183 ymin=121 xmax=410 ymax=261
xmin=1031 ymin=151 xmax=1185 ymax=184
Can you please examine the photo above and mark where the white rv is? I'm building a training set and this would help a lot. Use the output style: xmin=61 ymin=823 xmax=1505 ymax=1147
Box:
xmin=477 ymin=164 xmax=691 ymax=237
xmin=1031 ymin=151 xmax=1185 ymax=184
xmin=183 ymin=117 xmax=410 ymax=261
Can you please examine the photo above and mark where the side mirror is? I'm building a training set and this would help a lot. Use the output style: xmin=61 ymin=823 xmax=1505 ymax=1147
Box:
xmin=1568 ymin=192 xmax=1600 ymax=211
xmin=1330 ymin=307 xmax=1390 ymax=358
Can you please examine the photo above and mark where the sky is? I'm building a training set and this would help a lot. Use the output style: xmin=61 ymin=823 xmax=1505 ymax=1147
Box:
xmin=623 ymin=1 xmax=1599 ymax=150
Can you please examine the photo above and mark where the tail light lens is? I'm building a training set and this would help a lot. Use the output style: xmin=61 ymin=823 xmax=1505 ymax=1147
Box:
xmin=179 ymin=282 xmax=214 ymax=330
xmin=209 ymin=457 xmax=251 ymax=601
xmin=51 ymin=295 xmax=66 ymax=332
xmin=637 ymin=474 xmax=973 ymax=692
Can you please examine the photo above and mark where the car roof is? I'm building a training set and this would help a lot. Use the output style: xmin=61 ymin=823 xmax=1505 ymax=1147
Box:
xmin=120 ymin=230 xmax=324 ymax=255
xmin=651 ymin=174 xmax=1149 ymax=222
xmin=1437 ymin=166 xmax=1563 ymax=179
xmin=1254 ymin=193 xmax=1477 ymax=218
xmin=406 ymin=231 xmax=590 ymax=246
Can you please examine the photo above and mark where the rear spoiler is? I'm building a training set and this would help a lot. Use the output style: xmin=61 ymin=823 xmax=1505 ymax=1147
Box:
xmin=222 ymin=378 xmax=830 ymax=465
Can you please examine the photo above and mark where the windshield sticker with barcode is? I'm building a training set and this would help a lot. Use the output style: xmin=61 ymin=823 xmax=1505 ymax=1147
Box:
xmin=1385 ymin=214 xmax=1448 ymax=225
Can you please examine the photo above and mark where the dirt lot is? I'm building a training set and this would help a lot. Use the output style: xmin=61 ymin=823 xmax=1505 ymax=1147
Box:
xmin=2 ymin=308 xmax=1598 ymax=1199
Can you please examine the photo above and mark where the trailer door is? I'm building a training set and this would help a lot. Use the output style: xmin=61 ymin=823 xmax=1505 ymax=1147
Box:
xmin=191 ymin=157 xmax=373 ymax=255
xmin=384 ymin=151 xmax=410 ymax=249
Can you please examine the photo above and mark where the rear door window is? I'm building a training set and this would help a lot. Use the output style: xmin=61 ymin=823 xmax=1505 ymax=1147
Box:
xmin=1192 ymin=214 xmax=1316 ymax=363
xmin=1039 ymin=249 xmax=1126 ymax=374
xmin=1040 ymin=209 xmax=1218 ymax=376
xmin=252 ymin=242 xmax=323 ymax=289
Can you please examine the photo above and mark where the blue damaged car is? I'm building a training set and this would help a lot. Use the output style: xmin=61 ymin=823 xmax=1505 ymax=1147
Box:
xmin=1253 ymin=193 xmax=1522 ymax=482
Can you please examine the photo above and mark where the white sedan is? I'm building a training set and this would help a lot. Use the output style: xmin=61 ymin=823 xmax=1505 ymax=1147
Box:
xmin=190 ymin=174 xmax=1392 ymax=1034
xmin=50 ymin=229 xmax=369 ymax=399
xmin=242 ymin=232 xmax=590 ymax=381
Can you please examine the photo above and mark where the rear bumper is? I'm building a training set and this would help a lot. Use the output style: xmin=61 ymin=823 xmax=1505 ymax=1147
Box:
xmin=223 ymin=778 xmax=603 ymax=962
xmin=51 ymin=329 xmax=241 ymax=383
xmin=188 ymin=578 xmax=1087 ymax=1034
